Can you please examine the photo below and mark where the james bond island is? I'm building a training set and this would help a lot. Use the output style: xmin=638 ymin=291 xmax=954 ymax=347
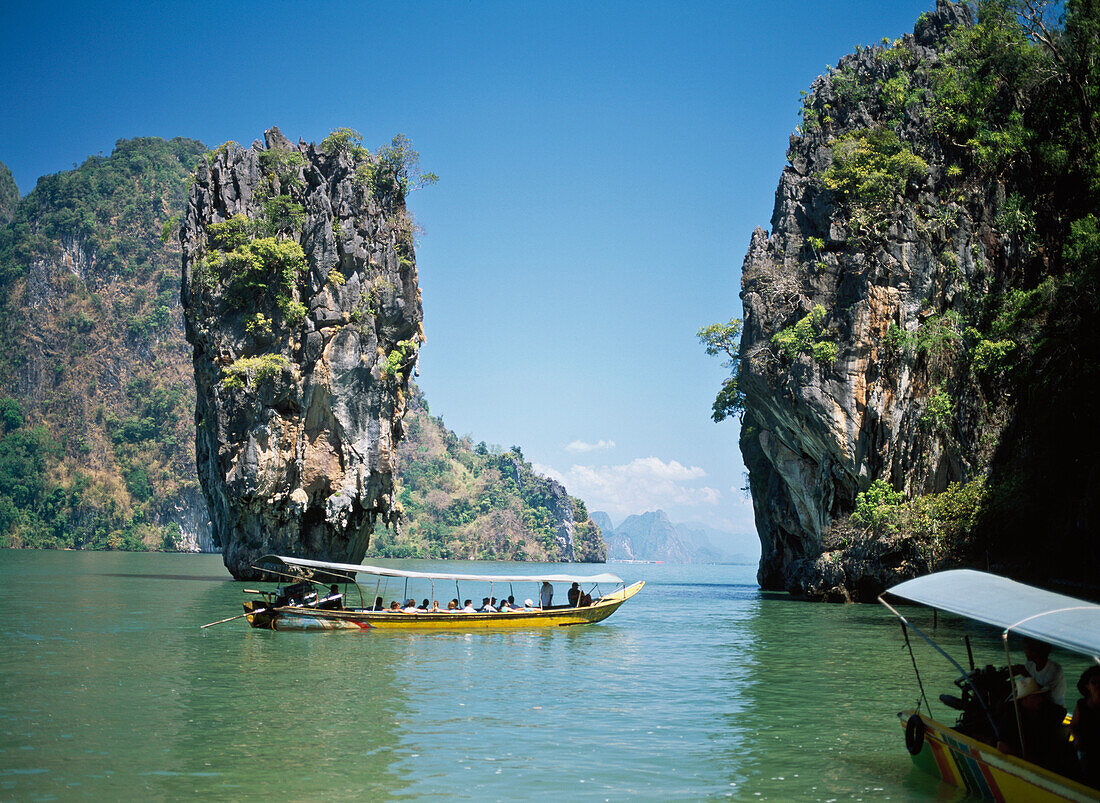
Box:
xmin=181 ymin=128 xmax=425 ymax=579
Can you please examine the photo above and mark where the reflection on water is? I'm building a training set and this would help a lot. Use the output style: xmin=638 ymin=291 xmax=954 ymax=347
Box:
xmin=5 ymin=551 xmax=1089 ymax=799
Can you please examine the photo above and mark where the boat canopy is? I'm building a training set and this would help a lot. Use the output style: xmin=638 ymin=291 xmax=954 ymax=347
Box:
xmin=886 ymin=569 xmax=1100 ymax=659
xmin=258 ymin=555 xmax=624 ymax=586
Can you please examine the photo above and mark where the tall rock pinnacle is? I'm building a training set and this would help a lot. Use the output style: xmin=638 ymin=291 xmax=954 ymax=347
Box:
xmin=181 ymin=127 xmax=424 ymax=579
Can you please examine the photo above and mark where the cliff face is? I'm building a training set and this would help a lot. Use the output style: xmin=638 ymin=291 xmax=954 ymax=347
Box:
xmin=181 ymin=128 xmax=423 ymax=578
xmin=738 ymin=1 xmax=1100 ymax=600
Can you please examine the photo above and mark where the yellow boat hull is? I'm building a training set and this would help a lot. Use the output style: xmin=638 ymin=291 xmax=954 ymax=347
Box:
xmin=245 ymin=580 xmax=645 ymax=631
xmin=900 ymin=711 xmax=1099 ymax=801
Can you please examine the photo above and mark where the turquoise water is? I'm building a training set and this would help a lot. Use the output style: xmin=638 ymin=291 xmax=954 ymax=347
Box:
xmin=1 ymin=551 xmax=1092 ymax=800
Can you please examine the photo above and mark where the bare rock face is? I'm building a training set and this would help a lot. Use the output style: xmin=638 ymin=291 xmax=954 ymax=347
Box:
xmin=181 ymin=127 xmax=423 ymax=579
xmin=738 ymin=2 xmax=992 ymax=599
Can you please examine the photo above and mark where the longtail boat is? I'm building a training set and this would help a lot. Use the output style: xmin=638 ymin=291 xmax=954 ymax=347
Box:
xmin=880 ymin=570 xmax=1100 ymax=801
xmin=235 ymin=555 xmax=644 ymax=631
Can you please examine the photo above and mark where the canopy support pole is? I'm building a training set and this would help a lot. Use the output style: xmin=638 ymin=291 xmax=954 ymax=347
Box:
xmin=1003 ymin=633 xmax=1027 ymax=760
xmin=878 ymin=596 xmax=1001 ymax=742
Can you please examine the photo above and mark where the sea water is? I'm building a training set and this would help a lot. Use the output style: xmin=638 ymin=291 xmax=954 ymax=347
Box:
xmin=2 ymin=550 xmax=1092 ymax=800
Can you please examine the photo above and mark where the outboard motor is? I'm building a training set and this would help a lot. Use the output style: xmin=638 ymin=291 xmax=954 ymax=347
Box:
xmin=275 ymin=581 xmax=316 ymax=607
xmin=951 ymin=664 xmax=1011 ymax=740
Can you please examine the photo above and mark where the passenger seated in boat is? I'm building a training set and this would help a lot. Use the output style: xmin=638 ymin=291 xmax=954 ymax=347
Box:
xmin=429 ymin=600 xmax=440 ymax=612
xmin=480 ymin=597 xmax=497 ymax=612
xmin=580 ymin=592 xmax=593 ymax=606
xmin=1016 ymin=638 xmax=1067 ymax=714
xmin=523 ymin=598 xmax=535 ymax=611
xmin=1072 ymin=665 xmax=1100 ymax=787
xmin=317 ymin=584 xmax=343 ymax=610
xmin=421 ymin=599 xmax=430 ymax=611
xmin=996 ymin=675 xmax=1071 ymax=769
xmin=389 ymin=601 xmax=401 ymax=611
xmin=499 ymin=598 xmax=515 ymax=611
xmin=461 ymin=599 xmax=476 ymax=612
xmin=568 ymin=582 xmax=581 ymax=607
xmin=373 ymin=596 xmax=385 ymax=611
xmin=446 ymin=600 xmax=458 ymax=611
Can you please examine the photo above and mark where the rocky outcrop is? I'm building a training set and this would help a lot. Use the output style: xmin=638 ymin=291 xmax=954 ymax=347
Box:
xmin=738 ymin=2 xmax=1009 ymax=599
xmin=162 ymin=487 xmax=214 ymax=552
xmin=181 ymin=128 xmax=423 ymax=579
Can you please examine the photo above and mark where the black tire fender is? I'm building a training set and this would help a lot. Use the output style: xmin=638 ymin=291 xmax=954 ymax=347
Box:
xmin=905 ymin=713 xmax=926 ymax=755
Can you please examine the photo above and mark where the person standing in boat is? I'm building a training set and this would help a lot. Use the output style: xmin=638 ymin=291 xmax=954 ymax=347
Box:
xmin=540 ymin=581 xmax=553 ymax=609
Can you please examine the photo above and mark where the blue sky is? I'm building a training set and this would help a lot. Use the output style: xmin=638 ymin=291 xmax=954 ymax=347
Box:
xmin=1 ymin=0 xmax=933 ymax=547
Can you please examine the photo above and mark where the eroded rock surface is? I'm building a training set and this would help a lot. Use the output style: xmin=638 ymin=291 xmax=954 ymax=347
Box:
xmin=182 ymin=127 xmax=423 ymax=578
xmin=738 ymin=3 xmax=994 ymax=599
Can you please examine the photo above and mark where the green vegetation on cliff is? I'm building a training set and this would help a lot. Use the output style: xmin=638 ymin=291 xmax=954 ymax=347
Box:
xmin=865 ymin=0 xmax=1100 ymax=572
xmin=376 ymin=386 xmax=606 ymax=562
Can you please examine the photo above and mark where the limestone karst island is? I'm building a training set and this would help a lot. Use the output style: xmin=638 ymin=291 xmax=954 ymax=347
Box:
xmin=2 ymin=0 xmax=1100 ymax=799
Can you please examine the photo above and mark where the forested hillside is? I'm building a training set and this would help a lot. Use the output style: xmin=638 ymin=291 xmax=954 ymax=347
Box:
xmin=377 ymin=386 xmax=605 ymax=561
xmin=0 ymin=139 xmax=206 ymax=550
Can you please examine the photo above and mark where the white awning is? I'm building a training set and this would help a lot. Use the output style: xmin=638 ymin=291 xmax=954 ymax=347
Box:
xmin=257 ymin=555 xmax=624 ymax=586
xmin=886 ymin=569 xmax=1100 ymax=659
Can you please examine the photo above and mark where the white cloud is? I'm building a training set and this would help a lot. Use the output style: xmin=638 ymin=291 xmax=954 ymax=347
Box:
xmin=533 ymin=457 xmax=720 ymax=519
xmin=564 ymin=439 xmax=616 ymax=453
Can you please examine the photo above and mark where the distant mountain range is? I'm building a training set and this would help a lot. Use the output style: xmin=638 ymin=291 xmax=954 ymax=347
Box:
xmin=591 ymin=510 xmax=759 ymax=565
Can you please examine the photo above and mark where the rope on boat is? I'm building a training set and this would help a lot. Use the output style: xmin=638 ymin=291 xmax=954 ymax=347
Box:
xmin=879 ymin=595 xmax=1003 ymax=744
xmin=902 ymin=621 xmax=932 ymax=715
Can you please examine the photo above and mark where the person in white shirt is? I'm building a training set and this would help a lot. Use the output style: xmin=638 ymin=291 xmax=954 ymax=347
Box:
xmin=461 ymin=599 xmax=476 ymax=612
xmin=539 ymin=581 xmax=553 ymax=609
xmin=1021 ymin=638 xmax=1066 ymax=711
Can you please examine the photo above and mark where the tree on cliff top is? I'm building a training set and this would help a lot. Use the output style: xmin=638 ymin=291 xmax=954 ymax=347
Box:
xmin=697 ymin=318 xmax=744 ymax=422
